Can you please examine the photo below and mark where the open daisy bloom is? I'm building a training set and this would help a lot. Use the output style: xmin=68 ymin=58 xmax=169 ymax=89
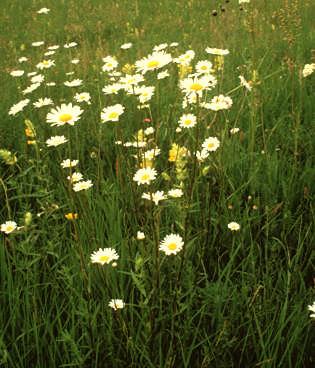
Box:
xmin=228 ymin=222 xmax=241 ymax=231
xmin=202 ymin=137 xmax=220 ymax=152
xmin=101 ymin=104 xmax=125 ymax=123
xmin=90 ymin=248 xmax=119 ymax=265
xmin=46 ymin=103 xmax=83 ymax=127
xmin=133 ymin=167 xmax=157 ymax=185
xmin=159 ymin=233 xmax=184 ymax=255
xmin=135 ymin=51 xmax=172 ymax=74
xmin=0 ymin=221 xmax=17 ymax=234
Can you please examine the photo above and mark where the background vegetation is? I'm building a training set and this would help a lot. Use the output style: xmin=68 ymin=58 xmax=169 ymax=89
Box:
xmin=0 ymin=0 xmax=314 ymax=367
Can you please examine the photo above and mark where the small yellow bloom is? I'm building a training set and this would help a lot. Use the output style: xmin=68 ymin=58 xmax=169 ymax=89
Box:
xmin=65 ymin=212 xmax=78 ymax=220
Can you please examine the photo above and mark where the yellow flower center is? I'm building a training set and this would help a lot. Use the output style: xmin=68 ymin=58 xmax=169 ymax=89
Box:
xmin=100 ymin=255 xmax=109 ymax=263
xmin=6 ymin=225 xmax=14 ymax=232
xmin=108 ymin=112 xmax=119 ymax=119
xmin=207 ymin=143 xmax=214 ymax=149
xmin=184 ymin=119 xmax=192 ymax=126
xmin=59 ymin=113 xmax=73 ymax=123
xmin=201 ymin=66 xmax=207 ymax=70
xmin=167 ymin=243 xmax=177 ymax=251
xmin=147 ymin=60 xmax=159 ymax=68
xmin=190 ymin=83 xmax=203 ymax=91
xmin=141 ymin=173 xmax=150 ymax=181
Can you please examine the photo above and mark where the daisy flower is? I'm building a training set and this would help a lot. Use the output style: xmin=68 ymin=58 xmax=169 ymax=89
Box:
xmin=168 ymin=189 xmax=183 ymax=198
xmin=239 ymin=75 xmax=252 ymax=91
xmin=64 ymin=79 xmax=83 ymax=87
xmin=102 ymin=56 xmax=118 ymax=72
xmin=10 ymin=70 xmax=24 ymax=77
xmin=73 ymin=180 xmax=93 ymax=192
xmin=101 ymin=104 xmax=125 ymax=123
xmin=196 ymin=149 xmax=209 ymax=162
xmin=202 ymin=137 xmax=220 ymax=152
xmin=67 ymin=172 xmax=83 ymax=183
xmin=64 ymin=42 xmax=78 ymax=48
xmin=46 ymin=103 xmax=83 ymax=127
xmin=157 ymin=70 xmax=170 ymax=79
xmin=8 ymin=99 xmax=30 ymax=115
xmin=74 ymin=92 xmax=91 ymax=104
xmin=22 ymin=83 xmax=41 ymax=95
xmin=102 ymin=83 xmax=123 ymax=95
xmin=71 ymin=59 xmax=80 ymax=64
xmin=47 ymin=45 xmax=60 ymax=50
xmin=227 ymin=222 xmax=241 ymax=231
xmin=142 ymin=191 xmax=167 ymax=205
xmin=230 ymin=127 xmax=240 ymax=135
xmin=32 ymin=41 xmax=45 ymax=47
xmin=180 ymin=75 xmax=216 ymax=97
xmin=121 ymin=43 xmax=132 ymax=49
xmin=33 ymin=98 xmax=53 ymax=108
xmin=18 ymin=57 xmax=28 ymax=63
xmin=195 ymin=60 xmax=213 ymax=74
xmin=134 ymin=86 xmax=155 ymax=104
xmin=61 ymin=159 xmax=79 ymax=168
xmin=153 ymin=43 xmax=168 ymax=52
xmin=44 ymin=50 xmax=55 ymax=56
xmin=137 ymin=231 xmax=145 ymax=240
xmin=302 ymin=63 xmax=315 ymax=78
xmin=90 ymin=248 xmax=119 ymax=265
xmin=1 ymin=221 xmax=17 ymax=234
xmin=159 ymin=233 xmax=184 ymax=255
xmin=36 ymin=59 xmax=55 ymax=69
xmin=46 ymin=135 xmax=68 ymax=147
xmin=119 ymin=74 xmax=144 ymax=89
xmin=133 ymin=167 xmax=157 ymax=185
xmin=37 ymin=7 xmax=50 ymax=14
xmin=31 ymin=74 xmax=44 ymax=84
xmin=135 ymin=51 xmax=172 ymax=74
xmin=108 ymin=299 xmax=125 ymax=310
xmin=202 ymin=95 xmax=233 ymax=111
xmin=178 ymin=113 xmax=197 ymax=128
xmin=205 ymin=47 xmax=229 ymax=56
xmin=308 ymin=301 xmax=315 ymax=318
xmin=174 ymin=50 xmax=195 ymax=65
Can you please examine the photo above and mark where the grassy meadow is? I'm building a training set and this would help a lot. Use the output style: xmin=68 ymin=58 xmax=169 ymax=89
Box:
xmin=0 ymin=0 xmax=314 ymax=367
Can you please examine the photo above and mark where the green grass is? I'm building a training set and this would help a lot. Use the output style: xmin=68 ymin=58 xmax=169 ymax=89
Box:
xmin=0 ymin=0 xmax=314 ymax=367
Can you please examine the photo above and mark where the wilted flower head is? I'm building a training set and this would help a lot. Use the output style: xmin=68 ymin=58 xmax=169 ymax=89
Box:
xmin=108 ymin=299 xmax=125 ymax=310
